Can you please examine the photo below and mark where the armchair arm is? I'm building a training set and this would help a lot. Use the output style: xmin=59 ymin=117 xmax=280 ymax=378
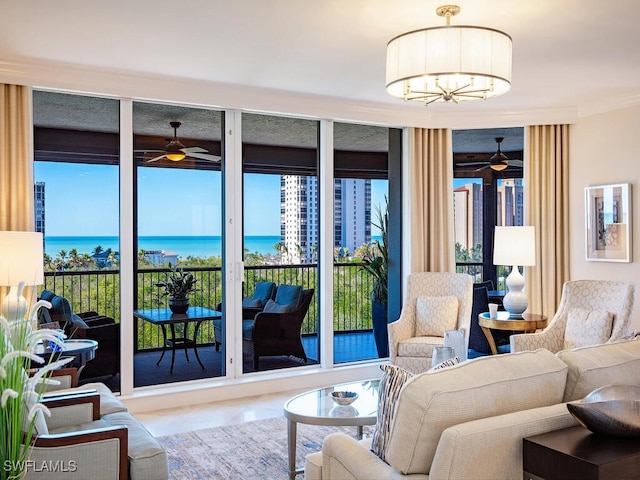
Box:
xmin=253 ymin=312 xmax=287 ymax=338
xmin=510 ymin=319 xmax=564 ymax=353
xmin=71 ymin=322 xmax=120 ymax=345
xmin=387 ymin=309 xmax=416 ymax=362
xmin=30 ymin=425 xmax=128 ymax=480
xmin=42 ymin=391 xmax=101 ymax=428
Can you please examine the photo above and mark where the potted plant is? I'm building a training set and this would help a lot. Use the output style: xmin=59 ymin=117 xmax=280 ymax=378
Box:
xmin=156 ymin=265 xmax=199 ymax=314
xmin=361 ymin=196 xmax=389 ymax=358
xmin=1 ymin=285 xmax=70 ymax=480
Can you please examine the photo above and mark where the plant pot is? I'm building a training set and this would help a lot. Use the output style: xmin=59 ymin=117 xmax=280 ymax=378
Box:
xmin=372 ymin=299 xmax=389 ymax=358
xmin=169 ymin=298 xmax=189 ymax=314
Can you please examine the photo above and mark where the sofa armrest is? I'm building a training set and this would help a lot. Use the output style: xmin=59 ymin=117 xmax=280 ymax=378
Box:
xmin=429 ymin=403 xmax=578 ymax=480
xmin=30 ymin=425 xmax=128 ymax=480
xmin=318 ymin=433 xmax=422 ymax=480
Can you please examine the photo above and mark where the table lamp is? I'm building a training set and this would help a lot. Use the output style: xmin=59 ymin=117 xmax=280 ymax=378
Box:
xmin=0 ymin=231 xmax=45 ymax=319
xmin=493 ymin=226 xmax=535 ymax=318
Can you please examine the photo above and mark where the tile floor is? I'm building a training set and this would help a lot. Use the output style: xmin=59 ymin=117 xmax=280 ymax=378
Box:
xmin=135 ymin=387 xmax=307 ymax=437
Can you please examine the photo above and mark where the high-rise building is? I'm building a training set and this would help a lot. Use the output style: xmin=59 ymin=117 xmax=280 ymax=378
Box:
xmin=34 ymin=181 xmax=45 ymax=236
xmin=497 ymin=179 xmax=524 ymax=226
xmin=281 ymin=176 xmax=371 ymax=263
xmin=453 ymin=182 xmax=483 ymax=251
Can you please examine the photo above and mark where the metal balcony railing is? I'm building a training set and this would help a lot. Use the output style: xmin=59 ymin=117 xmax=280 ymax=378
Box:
xmin=43 ymin=263 xmax=376 ymax=352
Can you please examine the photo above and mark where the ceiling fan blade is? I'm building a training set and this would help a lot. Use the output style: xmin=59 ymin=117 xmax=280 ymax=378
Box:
xmin=509 ymin=159 xmax=524 ymax=167
xmin=475 ymin=164 xmax=491 ymax=172
xmin=187 ymin=152 xmax=221 ymax=162
xmin=134 ymin=149 xmax=164 ymax=153
xmin=146 ymin=154 xmax=166 ymax=163
xmin=181 ymin=146 xmax=209 ymax=154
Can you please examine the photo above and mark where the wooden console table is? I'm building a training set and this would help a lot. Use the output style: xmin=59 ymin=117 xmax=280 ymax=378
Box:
xmin=523 ymin=426 xmax=640 ymax=479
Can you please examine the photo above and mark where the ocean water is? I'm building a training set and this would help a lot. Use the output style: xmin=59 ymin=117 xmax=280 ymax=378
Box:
xmin=44 ymin=235 xmax=280 ymax=259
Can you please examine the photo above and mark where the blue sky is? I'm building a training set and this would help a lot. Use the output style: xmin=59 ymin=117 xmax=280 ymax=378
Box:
xmin=35 ymin=162 xmax=388 ymax=237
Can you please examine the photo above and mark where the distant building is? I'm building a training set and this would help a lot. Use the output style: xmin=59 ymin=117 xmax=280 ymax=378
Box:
xmin=34 ymin=181 xmax=45 ymax=236
xmin=92 ymin=250 xmax=120 ymax=268
xmin=280 ymin=176 xmax=371 ymax=263
xmin=497 ymin=179 xmax=524 ymax=226
xmin=143 ymin=250 xmax=179 ymax=266
xmin=453 ymin=182 xmax=483 ymax=251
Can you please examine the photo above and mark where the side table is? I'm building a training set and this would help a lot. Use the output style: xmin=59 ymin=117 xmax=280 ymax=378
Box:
xmin=478 ymin=311 xmax=547 ymax=355
xmin=523 ymin=426 xmax=640 ymax=480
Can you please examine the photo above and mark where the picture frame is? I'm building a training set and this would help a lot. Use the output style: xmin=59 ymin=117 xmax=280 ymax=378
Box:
xmin=585 ymin=183 xmax=632 ymax=262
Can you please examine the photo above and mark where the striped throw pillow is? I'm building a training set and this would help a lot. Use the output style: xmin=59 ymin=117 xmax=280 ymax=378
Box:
xmin=370 ymin=364 xmax=414 ymax=460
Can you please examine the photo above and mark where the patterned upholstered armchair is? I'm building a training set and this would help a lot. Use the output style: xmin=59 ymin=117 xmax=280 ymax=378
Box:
xmin=511 ymin=280 xmax=636 ymax=353
xmin=388 ymin=272 xmax=473 ymax=374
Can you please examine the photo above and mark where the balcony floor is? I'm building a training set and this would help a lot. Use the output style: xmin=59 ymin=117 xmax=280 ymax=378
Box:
xmin=90 ymin=330 xmax=380 ymax=390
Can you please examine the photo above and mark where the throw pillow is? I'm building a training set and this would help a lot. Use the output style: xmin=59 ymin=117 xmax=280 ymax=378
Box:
xmin=564 ymin=308 xmax=614 ymax=350
xmin=242 ymin=296 xmax=263 ymax=308
xmin=262 ymin=299 xmax=292 ymax=314
xmin=274 ymin=284 xmax=302 ymax=309
xmin=415 ymin=296 xmax=458 ymax=337
xmin=429 ymin=356 xmax=461 ymax=371
xmin=370 ymin=364 xmax=414 ymax=461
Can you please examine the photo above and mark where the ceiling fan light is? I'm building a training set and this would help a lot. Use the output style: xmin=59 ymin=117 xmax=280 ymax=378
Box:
xmin=165 ymin=139 xmax=186 ymax=161
xmin=490 ymin=162 xmax=508 ymax=171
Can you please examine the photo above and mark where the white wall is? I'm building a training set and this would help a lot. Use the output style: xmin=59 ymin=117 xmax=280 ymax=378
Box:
xmin=570 ymin=105 xmax=640 ymax=329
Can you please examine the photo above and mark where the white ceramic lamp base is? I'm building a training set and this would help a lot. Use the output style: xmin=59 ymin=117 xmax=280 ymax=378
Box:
xmin=502 ymin=265 xmax=528 ymax=318
xmin=1 ymin=283 xmax=29 ymax=320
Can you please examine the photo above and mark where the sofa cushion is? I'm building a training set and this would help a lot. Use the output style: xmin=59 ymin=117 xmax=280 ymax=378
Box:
xmin=103 ymin=411 xmax=168 ymax=480
xmin=558 ymin=338 xmax=640 ymax=401
xmin=415 ymin=296 xmax=458 ymax=337
xmin=384 ymin=349 xmax=568 ymax=475
xmin=370 ymin=364 xmax=414 ymax=460
xmin=563 ymin=308 xmax=613 ymax=350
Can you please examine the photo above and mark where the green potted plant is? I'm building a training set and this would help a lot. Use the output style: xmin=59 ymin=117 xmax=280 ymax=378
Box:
xmin=1 ymin=286 xmax=70 ymax=480
xmin=156 ymin=265 xmax=199 ymax=314
xmin=361 ymin=196 xmax=389 ymax=358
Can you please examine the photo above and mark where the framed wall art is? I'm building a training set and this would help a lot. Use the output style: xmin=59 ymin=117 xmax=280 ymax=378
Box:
xmin=585 ymin=183 xmax=632 ymax=262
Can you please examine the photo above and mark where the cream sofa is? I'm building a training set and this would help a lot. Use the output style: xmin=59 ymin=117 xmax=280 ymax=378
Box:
xmin=305 ymin=339 xmax=640 ymax=480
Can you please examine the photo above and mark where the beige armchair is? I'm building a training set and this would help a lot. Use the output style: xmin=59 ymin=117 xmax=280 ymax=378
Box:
xmin=511 ymin=280 xmax=636 ymax=353
xmin=389 ymin=272 xmax=473 ymax=373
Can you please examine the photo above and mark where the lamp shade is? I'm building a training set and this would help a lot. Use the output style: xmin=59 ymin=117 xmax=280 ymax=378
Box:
xmin=493 ymin=226 xmax=536 ymax=266
xmin=386 ymin=25 xmax=512 ymax=104
xmin=0 ymin=231 xmax=45 ymax=286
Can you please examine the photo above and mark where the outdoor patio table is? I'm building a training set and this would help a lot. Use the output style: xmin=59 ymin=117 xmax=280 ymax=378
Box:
xmin=133 ymin=307 xmax=222 ymax=373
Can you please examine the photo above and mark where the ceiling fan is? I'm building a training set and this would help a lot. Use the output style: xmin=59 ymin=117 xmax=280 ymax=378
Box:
xmin=456 ymin=137 xmax=523 ymax=171
xmin=140 ymin=121 xmax=221 ymax=163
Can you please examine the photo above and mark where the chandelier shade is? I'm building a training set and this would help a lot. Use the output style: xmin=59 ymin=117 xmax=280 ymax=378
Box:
xmin=386 ymin=8 xmax=512 ymax=105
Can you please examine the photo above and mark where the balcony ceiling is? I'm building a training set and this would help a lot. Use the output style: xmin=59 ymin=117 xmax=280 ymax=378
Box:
xmin=4 ymin=1 xmax=639 ymax=154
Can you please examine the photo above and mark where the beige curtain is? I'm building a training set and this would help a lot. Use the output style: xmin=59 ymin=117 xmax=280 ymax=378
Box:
xmin=410 ymin=128 xmax=455 ymax=272
xmin=524 ymin=124 xmax=570 ymax=317
xmin=0 ymin=83 xmax=35 ymax=301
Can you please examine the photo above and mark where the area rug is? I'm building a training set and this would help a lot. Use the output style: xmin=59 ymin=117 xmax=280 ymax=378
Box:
xmin=158 ymin=416 xmax=374 ymax=479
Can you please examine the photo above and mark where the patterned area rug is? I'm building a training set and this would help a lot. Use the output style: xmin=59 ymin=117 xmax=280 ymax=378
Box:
xmin=158 ymin=416 xmax=374 ymax=479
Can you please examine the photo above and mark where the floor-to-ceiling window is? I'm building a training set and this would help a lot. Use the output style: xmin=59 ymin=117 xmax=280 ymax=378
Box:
xmin=133 ymin=102 xmax=223 ymax=386
xmin=333 ymin=122 xmax=389 ymax=363
xmin=453 ymin=128 xmax=524 ymax=288
xmin=33 ymin=90 xmax=121 ymax=390
xmin=241 ymin=113 xmax=319 ymax=373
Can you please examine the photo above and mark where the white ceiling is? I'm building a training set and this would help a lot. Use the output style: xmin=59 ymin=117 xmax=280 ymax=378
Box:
xmin=2 ymin=0 xmax=640 ymax=146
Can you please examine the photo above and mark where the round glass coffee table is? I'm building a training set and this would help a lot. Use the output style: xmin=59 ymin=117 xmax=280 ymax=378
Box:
xmin=283 ymin=379 xmax=379 ymax=480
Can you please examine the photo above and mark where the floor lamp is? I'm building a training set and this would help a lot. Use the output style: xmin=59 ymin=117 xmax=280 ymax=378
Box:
xmin=493 ymin=226 xmax=536 ymax=318
xmin=0 ymin=231 xmax=45 ymax=320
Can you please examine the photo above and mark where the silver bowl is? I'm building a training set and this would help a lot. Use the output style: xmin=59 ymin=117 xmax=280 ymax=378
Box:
xmin=567 ymin=385 xmax=640 ymax=437
xmin=330 ymin=391 xmax=359 ymax=406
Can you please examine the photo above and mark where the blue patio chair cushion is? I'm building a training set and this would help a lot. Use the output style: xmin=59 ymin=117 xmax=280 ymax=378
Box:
xmin=263 ymin=299 xmax=292 ymax=314
xmin=274 ymin=284 xmax=302 ymax=309
xmin=252 ymin=281 xmax=276 ymax=306
xmin=48 ymin=294 xmax=89 ymax=330
xmin=39 ymin=290 xmax=56 ymax=302
xmin=242 ymin=297 xmax=262 ymax=308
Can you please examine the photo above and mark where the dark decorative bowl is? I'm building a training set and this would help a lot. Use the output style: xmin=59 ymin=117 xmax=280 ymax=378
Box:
xmin=567 ymin=385 xmax=640 ymax=437
xmin=330 ymin=391 xmax=359 ymax=406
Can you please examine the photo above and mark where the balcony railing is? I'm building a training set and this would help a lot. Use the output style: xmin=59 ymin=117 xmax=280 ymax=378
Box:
xmin=44 ymin=263 xmax=376 ymax=352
